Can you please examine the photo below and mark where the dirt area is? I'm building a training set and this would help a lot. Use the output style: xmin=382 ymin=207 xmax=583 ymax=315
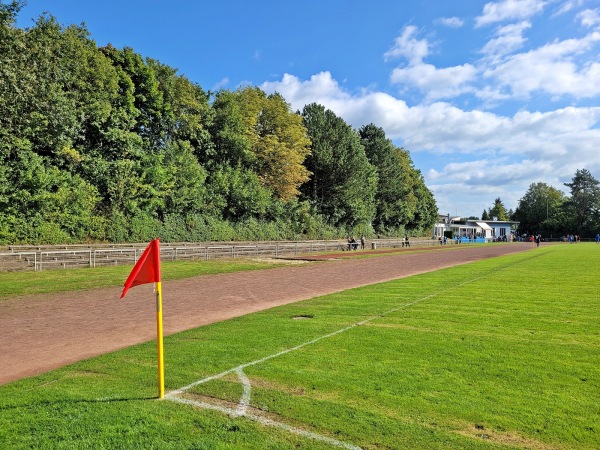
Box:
xmin=0 ymin=244 xmax=531 ymax=385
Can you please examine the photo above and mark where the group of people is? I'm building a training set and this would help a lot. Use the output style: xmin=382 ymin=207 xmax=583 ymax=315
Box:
xmin=347 ymin=235 xmax=411 ymax=250
xmin=347 ymin=236 xmax=365 ymax=251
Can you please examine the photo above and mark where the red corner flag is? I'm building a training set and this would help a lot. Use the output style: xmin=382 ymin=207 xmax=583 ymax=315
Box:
xmin=120 ymin=239 xmax=161 ymax=298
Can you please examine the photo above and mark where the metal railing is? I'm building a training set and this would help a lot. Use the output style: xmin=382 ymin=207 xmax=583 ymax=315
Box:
xmin=0 ymin=237 xmax=493 ymax=272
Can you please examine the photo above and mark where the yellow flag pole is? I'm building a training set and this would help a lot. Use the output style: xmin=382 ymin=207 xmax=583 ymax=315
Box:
xmin=156 ymin=281 xmax=165 ymax=399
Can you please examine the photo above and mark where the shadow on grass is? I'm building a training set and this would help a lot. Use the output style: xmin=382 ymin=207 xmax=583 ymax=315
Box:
xmin=0 ymin=395 xmax=158 ymax=412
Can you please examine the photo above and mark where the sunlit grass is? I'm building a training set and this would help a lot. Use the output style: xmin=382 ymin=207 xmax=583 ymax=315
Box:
xmin=0 ymin=244 xmax=598 ymax=449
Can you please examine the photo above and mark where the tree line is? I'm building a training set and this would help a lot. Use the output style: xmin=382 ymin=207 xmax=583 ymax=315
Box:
xmin=479 ymin=169 xmax=600 ymax=238
xmin=0 ymin=2 xmax=437 ymax=244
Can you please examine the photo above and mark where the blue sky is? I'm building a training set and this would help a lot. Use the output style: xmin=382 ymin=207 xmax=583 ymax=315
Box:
xmin=16 ymin=0 xmax=600 ymax=218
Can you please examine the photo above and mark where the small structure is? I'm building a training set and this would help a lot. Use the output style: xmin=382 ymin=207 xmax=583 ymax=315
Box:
xmin=433 ymin=214 xmax=519 ymax=242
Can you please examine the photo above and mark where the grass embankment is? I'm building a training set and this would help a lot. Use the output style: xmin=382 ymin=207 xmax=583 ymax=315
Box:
xmin=0 ymin=244 xmax=598 ymax=449
xmin=0 ymin=259 xmax=284 ymax=299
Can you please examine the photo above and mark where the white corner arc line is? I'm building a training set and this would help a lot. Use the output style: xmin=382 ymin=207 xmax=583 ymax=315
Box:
xmin=234 ymin=367 xmax=251 ymax=417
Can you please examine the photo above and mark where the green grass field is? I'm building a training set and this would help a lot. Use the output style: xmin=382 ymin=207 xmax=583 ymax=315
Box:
xmin=0 ymin=259 xmax=285 ymax=299
xmin=1 ymin=244 xmax=598 ymax=449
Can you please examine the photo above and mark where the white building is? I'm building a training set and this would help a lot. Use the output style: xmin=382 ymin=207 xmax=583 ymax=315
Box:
xmin=433 ymin=215 xmax=520 ymax=242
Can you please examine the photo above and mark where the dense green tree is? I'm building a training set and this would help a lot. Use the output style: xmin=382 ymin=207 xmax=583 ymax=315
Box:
xmin=359 ymin=124 xmax=411 ymax=231
xmin=0 ymin=5 xmax=439 ymax=244
xmin=0 ymin=142 xmax=102 ymax=243
xmin=301 ymin=104 xmax=377 ymax=228
xmin=487 ymin=197 xmax=509 ymax=221
xmin=209 ymin=89 xmax=253 ymax=166
xmin=513 ymin=182 xmax=567 ymax=236
xmin=253 ymin=92 xmax=311 ymax=200
xmin=359 ymin=124 xmax=436 ymax=233
xmin=407 ymin=170 xmax=438 ymax=232
xmin=563 ymin=168 xmax=600 ymax=236
xmin=210 ymin=87 xmax=311 ymax=201
xmin=101 ymin=46 xmax=164 ymax=151
xmin=161 ymin=140 xmax=208 ymax=216
xmin=205 ymin=164 xmax=273 ymax=221
xmin=148 ymin=58 xmax=214 ymax=155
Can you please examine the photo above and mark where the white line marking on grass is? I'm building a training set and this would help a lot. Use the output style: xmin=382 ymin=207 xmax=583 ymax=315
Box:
xmin=168 ymin=394 xmax=362 ymax=449
xmin=166 ymin=266 xmax=520 ymax=449
xmin=235 ymin=367 xmax=251 ymax=417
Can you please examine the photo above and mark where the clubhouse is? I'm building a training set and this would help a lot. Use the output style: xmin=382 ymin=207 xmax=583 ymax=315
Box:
xmin=433 ymin=215 xmax=520 ymax=242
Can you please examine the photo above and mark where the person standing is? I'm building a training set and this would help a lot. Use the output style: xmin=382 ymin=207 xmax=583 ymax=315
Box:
xmin=360 ymin=236 xmax=365 ymax=250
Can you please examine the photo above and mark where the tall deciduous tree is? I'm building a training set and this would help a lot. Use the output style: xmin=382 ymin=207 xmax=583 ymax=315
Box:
xmin=513 ymin=182 xmax=567 ymax=236
xmin=564 ymin=168 xmax=600 ymax=235
xmin=253 ymin=92 xmax=311 ymax=201
xmin=407 ymin=169 xmax=438 ymax=232
xmin=359 ymin=124 xmax=436 ymax=233
xmin=359 ymin=124 xmax=410 ymax=231
xmin=210 ymin=87 xmax=311 ymax=201
xmin=301 ymin=103 xmax=377 ymax=228
xmin=148 ymin=58 xmax=214 ymax=156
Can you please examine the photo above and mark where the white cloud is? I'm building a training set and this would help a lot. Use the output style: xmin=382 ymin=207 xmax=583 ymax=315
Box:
xmin=480 ymin=21 xmax=532 ymax=58
xmin=384 ymin=26 xmax=477 ymax=100
xmin=261 ymin=71 xmax=600 ymax=156
xmin=475 ymin=0 xmax=547 ymax=27
xmin=436 ymin=17 xmax=465 ymax=28
xmin=483 ymin=31 xmax=600 ymax=98
xmin=383 ymin=25 xmax=429 ymax=64
xmin=261 ymin=71 xmax=600 ymax=215
xmin=577 ymin=8 xmax=600 ymax=27
xmin=212 ymin=77 xmax=229 ymax=91
xmin=553 ymin=0 xmax=587 ymax=17
xmin=389 ymin=63 xmax=477 ymax=100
